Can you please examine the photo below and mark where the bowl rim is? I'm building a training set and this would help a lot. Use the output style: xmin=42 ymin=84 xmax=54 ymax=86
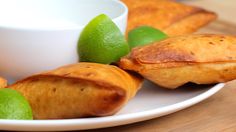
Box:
xmin=0 ymin=0 xmax=128 ymax=31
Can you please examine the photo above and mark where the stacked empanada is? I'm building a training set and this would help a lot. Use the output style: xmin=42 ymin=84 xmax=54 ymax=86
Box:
xmin=119 ymin=34 xmax=236 ymax=89
xmin=122 ymin=0 xmax=217 ymax=36
xmin=9 ymin=63 xmax=143 ymax=119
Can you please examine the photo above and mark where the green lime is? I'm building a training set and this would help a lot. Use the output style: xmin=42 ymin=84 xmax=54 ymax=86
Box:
xmin=128 ymin=26 xmax=168 ymax=49
xmin=0 ymin=88 xmax=33 ymax=120
xmin=78 ymin=14 xmax=129 ymax=64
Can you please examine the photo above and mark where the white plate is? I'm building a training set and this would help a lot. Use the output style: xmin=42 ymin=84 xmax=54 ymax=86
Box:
xmin=0 ymin=81 xmax=224 ymax=131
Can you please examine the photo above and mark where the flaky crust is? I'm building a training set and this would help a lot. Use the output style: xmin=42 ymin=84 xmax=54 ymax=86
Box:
xmin=9 ymin=63 xmax=143 ymax=119
xmin=119 ymin=34 xmax=236 ymax=89
xmin=0 ymin=77 xmax=7 ymax=88
xmin=122 ymin=0 xmax=217 ymax=36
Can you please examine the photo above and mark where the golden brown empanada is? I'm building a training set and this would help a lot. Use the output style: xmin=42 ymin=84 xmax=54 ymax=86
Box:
xmin=122 ymin=0 xmax=217 ymax=36
xmin=0 ymin=77 xmax=7 ymax=88
xmin=119 ymin=34 xmax=236 ymax=89
xmin=8 ymin=63 xmax=143 ymax=119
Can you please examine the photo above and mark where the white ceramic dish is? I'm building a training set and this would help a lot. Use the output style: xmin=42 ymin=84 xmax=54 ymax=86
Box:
xmin=0 ymin=81 xmax=224 ymax=131
xmin=0 ymin=0 xmax=128 ymax=82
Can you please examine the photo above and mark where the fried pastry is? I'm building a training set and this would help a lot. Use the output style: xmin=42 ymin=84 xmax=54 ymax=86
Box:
xmin=0 ymin=77 xmax=7 ymax=88
xmin=119 ymin=34 xmax=236 ymax=89
xmin=8 ymin=63 xmax=143 ymax=119
xmin=122 ymin=0 xmax=217 ymax=36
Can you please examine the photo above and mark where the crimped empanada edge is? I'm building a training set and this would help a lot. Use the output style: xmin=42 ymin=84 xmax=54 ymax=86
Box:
xmin=8 ymin=74 xmax=127 ymax=99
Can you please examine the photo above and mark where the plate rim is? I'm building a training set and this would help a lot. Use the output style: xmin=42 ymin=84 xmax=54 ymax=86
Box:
xmin=0 ymin=83 xmax=225 ymax=131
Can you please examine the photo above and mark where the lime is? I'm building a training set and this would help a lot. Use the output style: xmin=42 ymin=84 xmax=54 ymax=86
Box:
xmin=128 ymin=26 xmax=168 ymax=49
xmin=78 ymin=14 xmax=129 ymax=64
xmin=0 ymin=88 xmax=33 ymax=120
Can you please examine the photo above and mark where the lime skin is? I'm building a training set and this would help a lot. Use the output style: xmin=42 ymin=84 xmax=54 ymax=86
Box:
xmin=128 ymin=26 xmax=168 ymax=49
xmin=0 ymin=88 xmax=33 ymax=120
xmin=78 ymin=14 xmax=129 ymax=64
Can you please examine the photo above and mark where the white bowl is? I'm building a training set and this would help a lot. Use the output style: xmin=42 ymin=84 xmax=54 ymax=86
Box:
xmin=0 ymin=0 xmax=128 ymax=82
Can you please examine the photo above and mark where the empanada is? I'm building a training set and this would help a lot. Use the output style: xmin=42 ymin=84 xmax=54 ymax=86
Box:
xmin=0 ymin=76 xmax=7 ymax=88
xmin=119 ymin=34 xmax=236 ymax=89
xmin=122 ymin=0 xmax=217 ymax=36
xmin=8 ymin=63 xmax=143 ymax=119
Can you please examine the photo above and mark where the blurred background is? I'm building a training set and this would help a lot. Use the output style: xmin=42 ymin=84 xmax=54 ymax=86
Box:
xmin=181 ymin=0 xmax=236 ymax=34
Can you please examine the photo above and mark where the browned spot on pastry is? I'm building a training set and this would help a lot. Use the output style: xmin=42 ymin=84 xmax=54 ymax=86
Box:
xmin=62 ymin=73 xmax=71 ymax=76
xmin=52 ymin=87 xmax=57 ymax=92
xmin=31 ymin=78 xmax=39 ymax=82
xmin=131 ymin=40 xmax=196 ymax=63
xmin=209 ymin=42 xmax=215 ymax=45
xmin=85 ymin=73 xmax=95 ymax=77
xmin=224 ymin=69 xmax=229 ymax=72
xmin=190 ymin=51 xmax=195 ymax=55
xmin=136 ymin=49 xmax=195 ymax=63
xmin=92 ymin=89 xmax=126 ymax=115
